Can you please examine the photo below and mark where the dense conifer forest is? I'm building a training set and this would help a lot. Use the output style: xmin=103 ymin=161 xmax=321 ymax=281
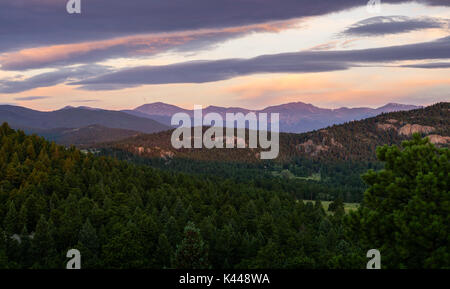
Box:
xmin=0 ymin=123 xmax=448 ymax=269
xmin=97 ymin=149 xmax=378 ymax=203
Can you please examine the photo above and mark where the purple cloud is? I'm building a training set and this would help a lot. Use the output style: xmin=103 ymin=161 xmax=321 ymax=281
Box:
xmin=2 ymin=30 xmax=449 ymax=93
xmin=0 ymin=0 xmax=446 ymax=53
xmin=0 ymin=64 xmax=112 ymax=93
xmin=0 ymin=21 xmax=295 ymax=71
xmin=14 ymin=96 xmax=49 ymax=101
xmin=342 ymin=16 xmax=448 ymax=36
xmin=401 ymin=62 xmax=450 ymax=68
xmin=70 ymin=36 xmax=450 ymax=90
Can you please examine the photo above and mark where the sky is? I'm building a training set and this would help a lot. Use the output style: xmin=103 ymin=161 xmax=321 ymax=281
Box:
xmin=0 ymin=0 xmax=449 ymax=111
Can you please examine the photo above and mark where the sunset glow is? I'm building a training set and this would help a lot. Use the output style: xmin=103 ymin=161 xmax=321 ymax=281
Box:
xmin=0 ymin=0 xmax=449 ymax=110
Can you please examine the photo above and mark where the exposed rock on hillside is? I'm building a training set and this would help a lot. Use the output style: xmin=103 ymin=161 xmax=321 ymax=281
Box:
xmin=377 ymin=123 xmax=397 ymax=131
xmin=398 ymin=124 xmax=434 ymax=136
xmin=427 ymin=134 xmax=450 ymax=144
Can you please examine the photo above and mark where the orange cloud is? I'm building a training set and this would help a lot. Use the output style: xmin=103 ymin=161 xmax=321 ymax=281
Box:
xmin=223 ymin=67 xmax=450 ymax=108
xmin=226 ymin=74 xmax=345 ymax=100
xmin=0 ymin=20 xmax=298 ymax=71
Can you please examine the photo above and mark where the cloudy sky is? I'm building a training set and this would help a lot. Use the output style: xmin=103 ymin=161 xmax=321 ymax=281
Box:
xmin=0 ymin=0 xmax=449 ymax=110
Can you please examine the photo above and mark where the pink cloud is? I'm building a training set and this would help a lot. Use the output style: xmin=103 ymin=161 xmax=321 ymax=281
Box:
xmin=0 ymin=20 xmax=297 ymax=71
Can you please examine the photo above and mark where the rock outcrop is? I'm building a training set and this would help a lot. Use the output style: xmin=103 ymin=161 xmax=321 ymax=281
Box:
xmin=427 ymin=134 xmax=450 ymax=144
xmin=398 ymin=124 xmax=434 ymax=136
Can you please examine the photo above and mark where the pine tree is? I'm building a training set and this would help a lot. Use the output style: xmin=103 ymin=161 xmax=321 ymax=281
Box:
xmin=17 ymin=204 xmax=28 ymax=233
xmin=102 ymin=222 xmax=144 ymax=269
xmin=174 ymin=222 xmax=209 ymax=269
xmin=77 ymin=218 xmax=100 ymax=268
xmin=0 ymin=228 xmax=9 ymax=269
xmin=3 ymin=201 xmax=18 ymax=235
xmin=156 ymin=234 xmax=173 ymax=268
xmin=328 ymin=197 xmax=345 ymax=218
xmin=31 ymin=215 xmax=57 ymax=268
xmin=19 ymin=225 xmax=32 ymax=268
xmin=165 ymin=216 xmax=179 ymax=247
xmin=348 ymin=134 xmax=449 ymax=268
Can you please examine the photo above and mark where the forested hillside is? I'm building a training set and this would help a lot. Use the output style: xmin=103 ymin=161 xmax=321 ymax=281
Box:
xmin=0 ymin=123 xmax=363 ymax=269
xmin=291 ymin=102 xmax=449 ymax=161
xmin=92 ymin=103 xmax=448 ymax=203
xmin=98 ymin=149 xmax=378 ymax=203
xmin=32 ymin=125 xmax=142 ymax=147
xmin=0 ymin=123 xmax=447 ymax=269
xmin=98 ymin=102 xmax=449 ymax=163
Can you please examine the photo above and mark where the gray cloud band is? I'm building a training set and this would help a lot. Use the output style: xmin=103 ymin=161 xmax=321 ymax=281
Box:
xmin=401 ymin=62 xmax=450 ymax=68
xmin=0 ymin=22 xmax=295 ymax=71
xmin=1 ymin=36 xmax=449 ymax=93
xmin=0 ymin=65 xmax=112 ymax=94
xmin=69 ymin=36 xmax=450 ymax=91
xmin=0 ymin=0 xmax=446 ymax=53
xmin=342 ymin=16 xmax=448 ymax=36
xmin=14 ymin=96 xmax=49 ymax=101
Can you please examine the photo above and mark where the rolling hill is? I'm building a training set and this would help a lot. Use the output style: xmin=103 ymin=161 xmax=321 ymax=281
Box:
xmin=24 ymin=125 xmax=142 ymax=147
xmin=0 ymin=105 xmax=169 ymax=134
xmin=96 ymin=102 xmax=449 ymax=162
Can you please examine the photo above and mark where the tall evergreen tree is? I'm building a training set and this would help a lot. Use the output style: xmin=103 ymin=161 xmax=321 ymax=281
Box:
xmin=31 ymin=215 xmax=57 ymax=268
xmin=3 ymin=201 xmax=18 ymax=235
xmin=174 ymin=222 xmax=209 ymax=269
xmin=77 ymin=218 xmax=100 ymax=268
xmin=347 ymin=135 xmax=449 ymax=268
xmin=0 ymin=228 xmax=9 ymax=269
xmin=156 ymin=234 xmax=173 ymax=268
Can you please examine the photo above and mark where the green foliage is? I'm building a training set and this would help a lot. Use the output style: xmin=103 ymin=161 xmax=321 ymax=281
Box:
xmin=174 ymin=222 xmax=209 ymax=269
xmin=99 ymin=149 xmax=375 ymax=202
xmin=3 ymin=201 xmax=18 ymax=236
xmin=31 ymin=215 xmax=58 ymax=268
xmin=348 ymin=134 xmax=449 ymax=268
xmin=77 ymin=219 xmax=100 ymax=268
xmin=0 ymin=123 xmax=359 ymax=269
xmin=1 ymin=123 xmax=445 ymax=269
xmin=156 ymin=234 xmax=173 ymax=268
xmin=328 ymin=197 xmax=345 ymax=217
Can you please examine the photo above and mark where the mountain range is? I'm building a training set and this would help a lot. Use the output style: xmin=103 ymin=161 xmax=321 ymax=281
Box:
xmin=0 ymin=101 xmax=421 ymax=146
xmin=130 ymin=101 xmax=421 ymax=133
xmin=0 ymin=105 xmax=168 ymax=145
xmin=98 ymin=102 xmax=449 ymax=162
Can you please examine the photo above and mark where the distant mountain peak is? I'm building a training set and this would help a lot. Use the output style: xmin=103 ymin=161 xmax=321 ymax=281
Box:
xmin=59 ymin=105 xmax=102 ymax=111
xmin=125 ymin=101 xmax=422 ymax=133
xmin=262 ymin=101 xmax=324 ymax=114
xmin=60 ymin=105 xmax=75 ymax=110
xmin=135 ymin=102 xmax=187 ymax=115
xmin=102 ymin=102 xmax=449 ymax=163
xmin=135 ymin=102 xmax=181 ymax=109
xmin=205 ymin=105 xmax=224 ymax=109
xmin=376 ymin=103 xmax=422 ymax=111
xmin=0 ymin=104 xmax=169 ymax=135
